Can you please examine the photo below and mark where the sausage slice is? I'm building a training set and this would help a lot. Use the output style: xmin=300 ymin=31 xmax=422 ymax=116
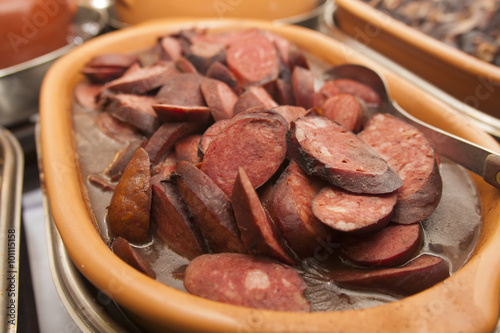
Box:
xmin=232 ymin=168 xmax=297 ymax=265
xmin=312 ymin=186 xmax=397 ymax=234
xmin=340 ymin=223 xmax=423 ymax=267
xmin=331 ymin=254 xmax=450 ymax=298
xmin=151 ymin=175 xmax=207 ymax=259
xmin=272 ymin=161 xmax=335 ymax=259
xmin=287 ymin=116 xmax=403 ymax=194
xmin=108 ymin=148 xmax=152 ymax=244
xmin=358 ymin=114 xmax=442 ymax=224
xmin=112 ymin=237 xmax=156 ymax=278
xmin=175 ymin=161 xmax=246 ymax=253
xmin=184 ymin=253 xmax=310 ymax=312
xmin=201 ymin=110 xmax=288 ymax=196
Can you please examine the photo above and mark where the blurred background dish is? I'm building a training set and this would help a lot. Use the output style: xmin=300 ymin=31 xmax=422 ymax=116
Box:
xmin=0 ymin=3 xmax=107 ymax=128
xmin=332 ymin=0 xmax=500 ymax=120
xmin=108 ymin=0 xmax=329 ymax=30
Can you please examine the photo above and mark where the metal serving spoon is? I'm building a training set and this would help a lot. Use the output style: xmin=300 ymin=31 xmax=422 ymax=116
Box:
xmin=324 ymin=64 xmax=500 ymax=190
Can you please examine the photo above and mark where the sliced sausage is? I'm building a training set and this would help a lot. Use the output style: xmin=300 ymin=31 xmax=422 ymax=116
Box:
xmin=287 ymin=116 xmax=403 ymax=194
xmin=158 ymin=36 xmax=182 ymax=61
xmin=112 ymin=237 xmax=156 ymax=278
xmin=226 ymin=32 xmax=280 ymax=88
xmin=233 ymin=86 xmax=278 ymax=115
xmin=155 ymin=152 xmax=178 ymax=178
xmin=81 ymin=53 xmax=137 ymax=84
xmin=174 ymin=57 xmax=199 ymax=74
xmin=269 ymin=105 xmax=308 ymax=128
xmin=201 ymin=111 xmax=288 ymax=197
xmin=184 ymin=253 xmax=310 ymax=312
xmin=292 ymin=66 xmax=314 ymax=109
xmin=321 ymin=94 xmax=365 ymax=133
xmin=74 ymin=82 xmax=103 ymax=110
xmin=205 ymin=61 xmax=242 ymax=95
xmin=358 ymin=114 xmax=442 ymax=224
xmin=106 ymin=62 xmax=179 ymax=94
xmin=88 ymin=174 xmax=115 ymax=192
xmin=108 ymin=148 xmax=152 ymax=244
xmin=94 ymin=112 xmax=141 ymax=144
xmin=155 ymin=73 xmax=206 ymax=106
xmin=340 ymin=223 xmax=423 ymax=267
xmin=186 ymin=41 xmax=226 ymax=74
xmin=175 ymin=161 xmax=246 ymax=253
xmin=272 ymin=161 xmax=335 ymax=259
xmin=313 ymin=80 xmax=339 ymax=108
xmin=85 ymin=53 xmax=137 ymax=69
xmin=104 ymin=139 xmax=146 ymax=182
xmin=198 ymin=119 xmax=231 ymax=156
xmin=312 ymin=186 xmax=396 ymax=234
xmin=231 ymin=167 xmax=297 ymax=265
xmin=330 ymin=79 xmax=382 ymax=108
xmin=106 ymin=94 xmax=159 ymax=136
xmin=152 ymin=104 xmax=212 ymax=123
xmin=144 ymin=121 xmax=206 ymax=165
xmin=274 ymin=78 xmax=296 ymax=106
xmin=174 ymin=134 xmax=202 ymax=164
xmin=201 ymin=78 xmax=238 ymax=121
xmin=151 ymin=175 xmax=207 ymax=259
xmin=331 ymin=254 xmax=450 ymax=298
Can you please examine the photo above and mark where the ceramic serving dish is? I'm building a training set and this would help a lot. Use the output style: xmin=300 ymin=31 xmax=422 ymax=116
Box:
xmin=112 ymin=0 xmax=325 ymax=26
xmin=40 ymin=19 xmax=500 ymax=333
xmin=333 ymin=0 xmax=500 ymax=119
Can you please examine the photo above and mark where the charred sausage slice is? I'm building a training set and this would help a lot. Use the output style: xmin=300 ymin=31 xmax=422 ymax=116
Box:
xmin=108 ymin=147 xmax=152 ymax=244
xmin=175 ymin=161 xmax=246 ymax=254
xmin=287 ymin=116 xmax=402 ymax=194
xmin=184 ymin=253 xmax=310 ymax=312
xmin=358 ymin=114 xmax=442 ymax=224
xmin=151 ymin=175 xmax=207 ymax=259
xmin=312 ymin=186 xmax=397 ymax=234
xmin=201 ymin=110 xmax=288 ymax=197
xmin=231 ymin=167 xmax=297 ymax=265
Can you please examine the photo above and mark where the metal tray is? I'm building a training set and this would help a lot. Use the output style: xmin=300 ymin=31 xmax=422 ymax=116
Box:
xmin=318 ymin=1 xmax=500 ymax=140
xmin=0 ymin=127 xmax=24 ymax=332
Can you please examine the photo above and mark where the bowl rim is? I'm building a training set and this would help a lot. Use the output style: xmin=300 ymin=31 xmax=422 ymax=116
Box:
xmin=40 ymin=18 xmax=500 ymax=333
xmin=333 ymin=0 xmax=500 ymax=81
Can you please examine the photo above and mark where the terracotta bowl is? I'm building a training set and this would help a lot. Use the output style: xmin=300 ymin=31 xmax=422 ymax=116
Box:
xmin=333 ymin=0 xmax=500 ymax=119
xmin=40 ymin=19 xmax=500 ymax=333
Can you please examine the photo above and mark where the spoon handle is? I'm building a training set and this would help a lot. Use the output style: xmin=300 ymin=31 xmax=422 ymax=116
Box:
xmin=393 ymin=102 xmax=500 ymax=190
